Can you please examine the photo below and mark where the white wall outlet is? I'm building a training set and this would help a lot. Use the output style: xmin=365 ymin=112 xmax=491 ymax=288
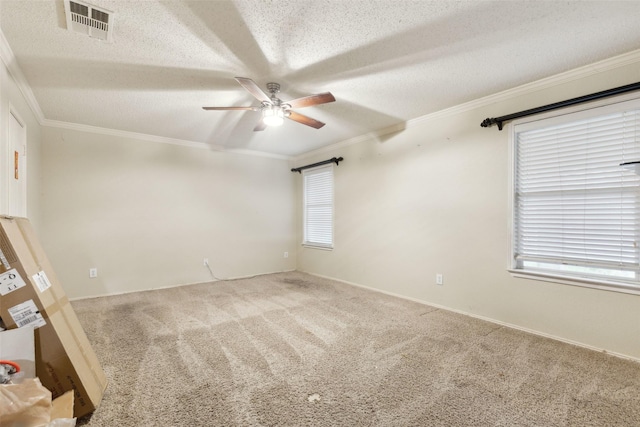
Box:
xmin=284 ymin=252 xmax=289 ymax=258
xmin=203 ymin=258 xmax=209 ymax=266
xmin=89 ymin=268 xmax=98 ymax=278
xmin=436 ymin=274 xmax=443 ymax=285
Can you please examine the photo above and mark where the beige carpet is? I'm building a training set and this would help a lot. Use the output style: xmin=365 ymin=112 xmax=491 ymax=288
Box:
xmin=71 ymin=271 xmax=640 ymax=426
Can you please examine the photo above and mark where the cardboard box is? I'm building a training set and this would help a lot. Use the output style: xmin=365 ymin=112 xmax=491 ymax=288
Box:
xmin=0 ymin=216 xmax=107 ymax=417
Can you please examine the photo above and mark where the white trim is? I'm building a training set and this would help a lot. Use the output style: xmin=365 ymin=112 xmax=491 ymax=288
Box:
xmin=68 ymin=269 xmax=297 ymax=301
xmin=293 ymin=48 xmax=640 ymax=163
xmin=509 ymin=270 xmax=640 ymax=296
xmin=303 ymin=271 xmax=640 ymax=364
xmin=0 ymin=30 xmax=45 ymax=123
xmin=509 ymin=91 xmax=640 ymax=129
xmin=508 ymin=93 xmax=640 ymax=293
xmin=3 ymin=23 xmax=640 ymax=162
xmin=43 ymin=118 xmax=292 ymax=160
xmin=8 ymin=105 xmax=27 ymax=217
xmin=507 ymin=121 xmax=517 ymax=274
xmin=9 ymin=105 xmax=25 ymax=128
xmin=301 ymin=243 xmax=333 ymax=251
xmin=44 ymin=118 xmax=220 ymax=150
xmin=302 ymin=164 xmax=334 ymax=248
xmin=0 ymin=28 xmax=292 ymax=161
xmin=222 ymin=147 xmax=291 ymax=161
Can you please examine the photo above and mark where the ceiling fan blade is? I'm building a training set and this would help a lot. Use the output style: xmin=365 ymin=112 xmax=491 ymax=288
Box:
xmin=202 ymin=106 xmax=259 ymax=111
xmin=253 ymin=120 xmax=267 ymax=132
xmin=287 ymin=111 xmax=326 ymax=129
xmin=235 ymin=77 xmax=271 ymax=103
xmin=286 ymin=92 xmax=335 ymax=109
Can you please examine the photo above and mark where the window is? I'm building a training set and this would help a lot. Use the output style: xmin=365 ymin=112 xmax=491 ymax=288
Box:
xmin=303 ymin=165 xmax=334 ymax=248
xmin=511 ymin=96 xmax=640 ymax=293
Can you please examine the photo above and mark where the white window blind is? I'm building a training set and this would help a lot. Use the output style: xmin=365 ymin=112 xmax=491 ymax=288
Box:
xmin=303 ymin=165 xmax=334 ymax=248
xmin=513 ymin=99 xmax=640 ymax=288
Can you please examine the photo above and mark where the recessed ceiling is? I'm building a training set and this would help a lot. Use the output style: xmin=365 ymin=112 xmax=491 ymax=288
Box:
xmin=1 ymin=0 xmax=640 ymax=158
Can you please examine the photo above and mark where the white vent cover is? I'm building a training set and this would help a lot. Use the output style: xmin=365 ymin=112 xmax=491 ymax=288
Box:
xmin=63 ymin=0 xmax=114 ymax=42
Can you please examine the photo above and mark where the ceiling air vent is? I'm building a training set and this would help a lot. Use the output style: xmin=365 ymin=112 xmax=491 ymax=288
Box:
xmin=64 ymin=0 xmax=114 ymax=42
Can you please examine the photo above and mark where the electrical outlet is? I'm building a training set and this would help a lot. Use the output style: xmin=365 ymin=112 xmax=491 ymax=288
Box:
xmin=284 ymin=252 xmax=289 ymax=258
xmin=89 ymin=268 xmax=98 ymax=278
xmin=203 ymin=258 xmax=209 ymax=266
xmin=436 ymin=274 xmax=443 ymax=285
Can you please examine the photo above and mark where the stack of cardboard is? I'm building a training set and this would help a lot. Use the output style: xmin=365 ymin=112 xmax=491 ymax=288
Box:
xmin=0 ymin=216 xmax=107 ymax=418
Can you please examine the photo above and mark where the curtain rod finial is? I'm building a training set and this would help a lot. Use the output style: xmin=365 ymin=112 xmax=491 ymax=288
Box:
xmin=481 ymin=118 xmax=503 ymax=130
xmin=481 ymin=118 xmax=494 ymax=127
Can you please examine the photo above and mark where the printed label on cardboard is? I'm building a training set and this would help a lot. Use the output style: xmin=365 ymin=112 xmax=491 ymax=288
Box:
xmin=8 ymin=299 xmax=47 ymax=329
xmin=32 ymin=270 xmax=52 ymax=293
xmin=0 ymin=268 xmax=27 ymax=296
xmin=0 ymin=246 xmax=10 ymax=271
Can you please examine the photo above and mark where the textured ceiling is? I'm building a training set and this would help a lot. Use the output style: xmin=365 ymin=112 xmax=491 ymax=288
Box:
xmin=2 ymin=1 xmax=640 ymax=158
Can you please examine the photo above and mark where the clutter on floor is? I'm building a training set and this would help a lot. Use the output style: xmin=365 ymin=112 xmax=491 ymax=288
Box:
xmin=0 ymin=216 xmax=107 ymax=422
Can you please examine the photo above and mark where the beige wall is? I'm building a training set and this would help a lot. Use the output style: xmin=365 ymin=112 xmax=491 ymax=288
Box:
xmin=0 ymin=59 xmax=42 ymax=231
xmin=41 ymin=127 xmax=297 ymax=299
xmin=4 ymin=35 xmax=639 ymax=359
xmin=295 ymin=61 xmax=640 ymax=360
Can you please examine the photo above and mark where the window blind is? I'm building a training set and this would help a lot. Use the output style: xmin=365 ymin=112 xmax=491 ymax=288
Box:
xmin=303 ymin=165 xmax=333 ymax=248
xmin=514 ymin=106 xmax=640 ymax=283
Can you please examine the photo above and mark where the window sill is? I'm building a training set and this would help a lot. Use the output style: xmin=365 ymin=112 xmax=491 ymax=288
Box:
xmin=508 ymin=269 xmax=640 ymax=296
xmin=302 ymin=243 xmax=333 ymax=251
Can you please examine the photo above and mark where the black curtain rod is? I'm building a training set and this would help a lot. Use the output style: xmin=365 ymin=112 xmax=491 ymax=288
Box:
xmin=481 ymin=81 xmax=640 ymax=130
xmin=291 ymin=157 xmax=343 ymax=173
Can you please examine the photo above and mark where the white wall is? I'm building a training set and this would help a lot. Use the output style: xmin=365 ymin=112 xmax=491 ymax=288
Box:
xmin=295 ymin=60 xmax=640 ymax=360
xmin=0 ymin=56 xmax=42 ymax=230
xmin=4 ymin=23 xmax=638 ymax=359
xmin=41 ymin=127 xmax=296 ymax=299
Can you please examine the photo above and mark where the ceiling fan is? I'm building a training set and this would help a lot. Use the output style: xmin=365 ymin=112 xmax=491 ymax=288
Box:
xmin=203 ymin=77 xmax=336 ymax=131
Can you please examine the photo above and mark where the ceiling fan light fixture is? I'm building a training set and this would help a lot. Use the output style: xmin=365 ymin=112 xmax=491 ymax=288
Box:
xmin=262 ymin=105 xmax=284 ymax=126
xmin=203 ymin=77 xmax=335 ymax=131
xmin=263 ymin=106 xmax=284 ymax=126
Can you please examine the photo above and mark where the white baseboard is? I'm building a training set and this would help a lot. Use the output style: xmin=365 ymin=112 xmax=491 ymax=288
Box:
xmin=69 ymin=269 xmax=297 ymax=301
xmin=303 ymin=271 xmax=640 ymax=364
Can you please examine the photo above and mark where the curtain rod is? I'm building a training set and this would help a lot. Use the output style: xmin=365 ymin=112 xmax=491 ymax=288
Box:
xmin=291 ymin=157 xmax=343 ymax=173
xmin=480 ymin=81 xmax=640 ymax=130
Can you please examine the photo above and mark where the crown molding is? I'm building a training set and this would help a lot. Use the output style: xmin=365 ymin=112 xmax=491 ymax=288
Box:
xmin=0 ymin=28 xmax=45 ymax=123
xmin=0 ymin=28 xmax=290 ymax=161
xmin=221 ymin=148 xmax=291 ymax=160
xmin=42 ymin=118 xmax=218 ymax=150
xmin=3 ymin=21 xmax=639 ymax=164
xmin=294 ymin=48 xmax=640 ymax=163
xmin=43 ymin=118 xmax=291 ymax=160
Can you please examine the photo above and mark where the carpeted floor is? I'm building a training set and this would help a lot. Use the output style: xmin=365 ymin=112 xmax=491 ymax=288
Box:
xmin=71 ymin=271 xmax=640 ymax=426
